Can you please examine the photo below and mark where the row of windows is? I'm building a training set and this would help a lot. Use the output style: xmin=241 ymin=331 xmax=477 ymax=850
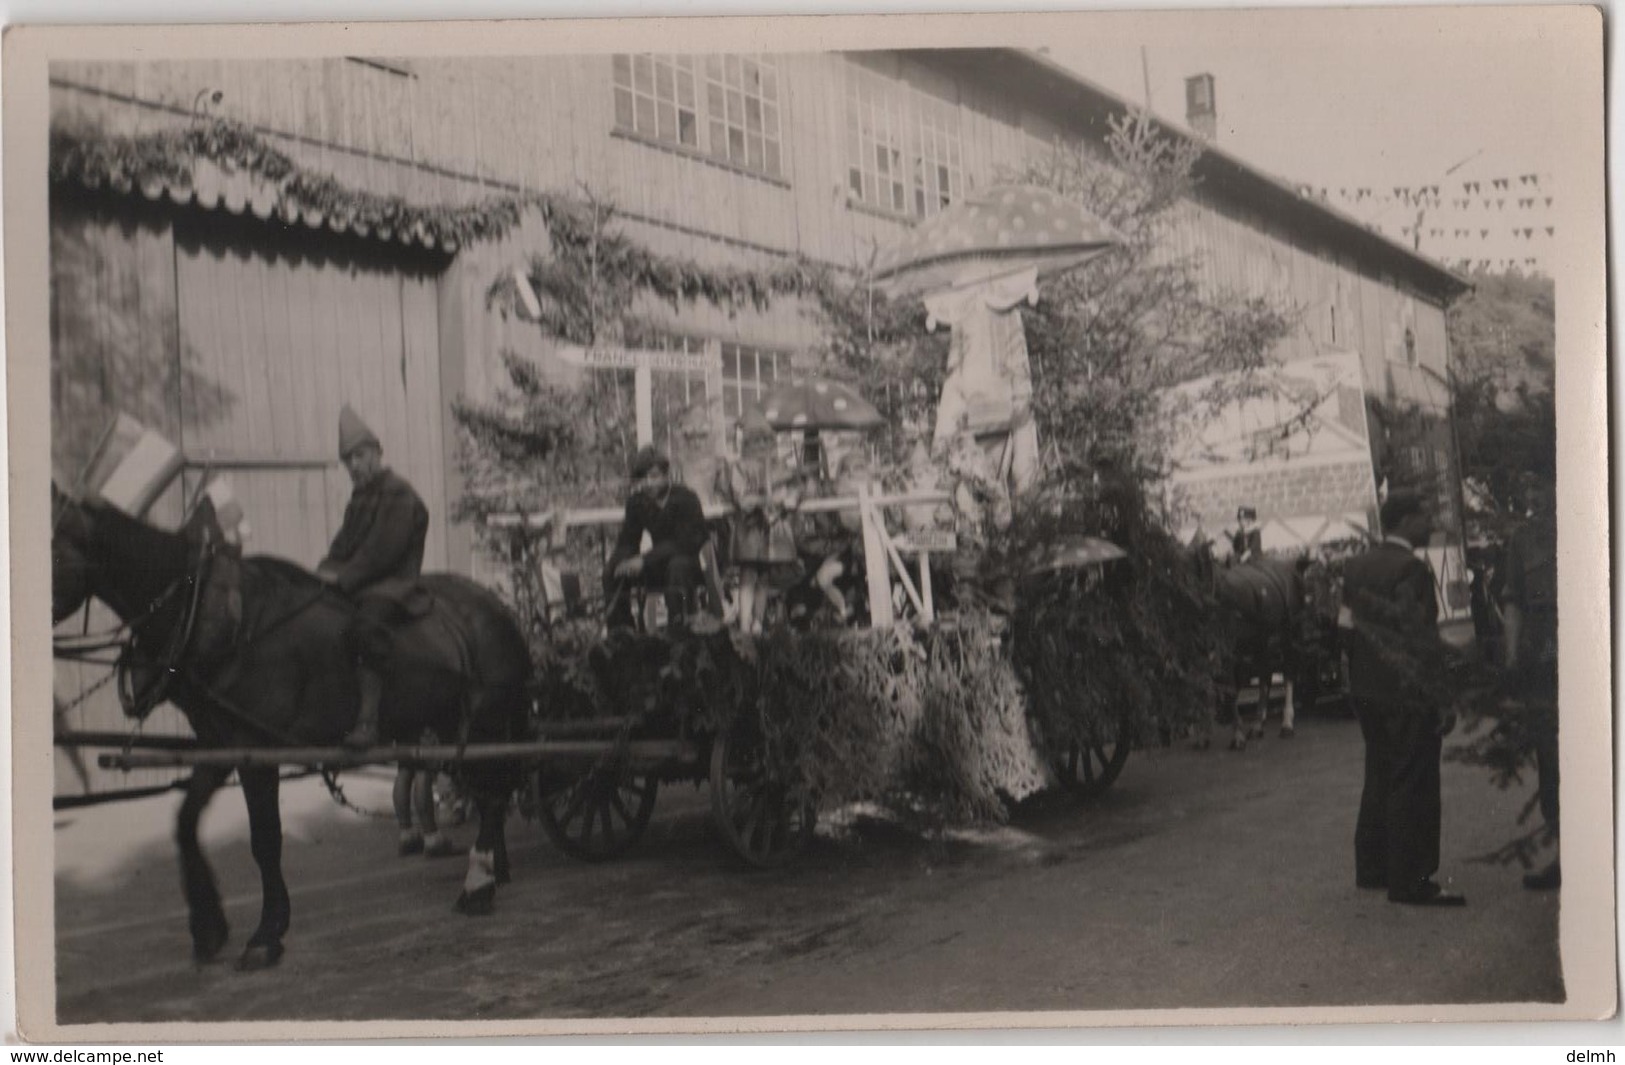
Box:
xmin=611 ymin=53 xmax=967 ymax=220
xmin=612 ymin=54 xmax=785 ymax=180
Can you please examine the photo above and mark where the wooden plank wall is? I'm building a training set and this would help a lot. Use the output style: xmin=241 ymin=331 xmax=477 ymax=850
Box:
xmin=51 ymin=53 xmax=1461 ymax=470
xmin=171 ymin=218 xmax=449 ymax=570
xmin=49 ymin=196 xmax=194 ymax=796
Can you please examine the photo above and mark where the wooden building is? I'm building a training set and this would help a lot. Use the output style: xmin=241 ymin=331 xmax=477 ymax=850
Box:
xmin=49 ymin=48 xmax=1470 ymax=793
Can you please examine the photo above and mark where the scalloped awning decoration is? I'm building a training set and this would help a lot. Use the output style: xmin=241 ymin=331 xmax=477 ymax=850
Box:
xmin=48 ymin=119 xmax=543 ymax=253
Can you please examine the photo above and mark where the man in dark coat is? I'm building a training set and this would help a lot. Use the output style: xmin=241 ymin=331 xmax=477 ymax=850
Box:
xmin=604 ymin=446 xmax=708 ymax=631
xmin=1342 ymin=490 xmax=1464 ymax=906
xmin=318 ymin=404 xmax=429 ymax=747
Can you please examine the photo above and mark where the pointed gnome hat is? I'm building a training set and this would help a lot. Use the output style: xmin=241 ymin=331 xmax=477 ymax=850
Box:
xmin=338 ymin=404 xmax=381 ymax=458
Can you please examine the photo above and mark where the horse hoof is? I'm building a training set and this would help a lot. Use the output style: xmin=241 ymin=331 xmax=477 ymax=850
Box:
xmin=1228 ymin=739 xmax=1246 ymax=752
xmin=1280 ymin=727 xmax=1295 ymax=739
xmin=1192 ymin=738 xmax=1211 ymax=751
xmin=191 ymin=918 xmax=230 ymax=964
xmin=236 ymin=942 xmax=285 ymax=971
xmin=496 ymin=868 xmax=512 ymax=886
xmin=454 ymin=884 xmax=495 ymax=917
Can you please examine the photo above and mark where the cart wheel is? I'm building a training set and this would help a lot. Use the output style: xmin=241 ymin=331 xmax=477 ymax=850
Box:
xmin=1053 ymin=729 xmax=1132 ymax=799
xmin=709 ymin=724 xmax=816 ymax=868
xmin=534 ymin=767 xmax=658 ymax=862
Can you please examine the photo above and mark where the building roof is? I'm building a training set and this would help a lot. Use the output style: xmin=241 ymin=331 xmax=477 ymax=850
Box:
xmin=939 ymin=49 xmax=1472 ymax=305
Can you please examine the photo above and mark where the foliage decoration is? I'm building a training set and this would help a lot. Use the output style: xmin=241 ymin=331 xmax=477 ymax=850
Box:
xmin=485 ymin=193 xmax=830 ymax=347
xmin=50 ymin=117 xmax=536 ymax=248
xmin=527 ymin=610 xmax=1048 ymax=824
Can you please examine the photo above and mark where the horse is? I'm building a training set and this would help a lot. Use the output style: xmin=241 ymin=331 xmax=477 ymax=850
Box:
xmin=1193 ymin=539 xmax=1306 ymax=751
xmin=50 ymin=483 xmax=533 ymax=969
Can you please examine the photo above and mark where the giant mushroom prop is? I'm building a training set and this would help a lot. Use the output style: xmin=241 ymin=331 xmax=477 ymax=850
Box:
xmin=872 ymin=184 xmax=1122 ymax=498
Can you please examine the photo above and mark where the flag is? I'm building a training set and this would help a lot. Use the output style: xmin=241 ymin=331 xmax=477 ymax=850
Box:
xmin=201 ymin=474 xmax=252 ymax=546
xmin=83 ymin=414 xmax=183 ymax=520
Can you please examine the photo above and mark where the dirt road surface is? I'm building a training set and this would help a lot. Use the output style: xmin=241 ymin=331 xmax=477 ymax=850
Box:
xmin=54 ymin=710 xmax=1561 ymax=1025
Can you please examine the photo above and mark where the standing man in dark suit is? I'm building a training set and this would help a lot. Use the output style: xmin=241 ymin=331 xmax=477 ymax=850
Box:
xmin=1342 ymin=490 xmax=1465 ymax=906
xmin=317 ymin=404 xmax=429 ymax=748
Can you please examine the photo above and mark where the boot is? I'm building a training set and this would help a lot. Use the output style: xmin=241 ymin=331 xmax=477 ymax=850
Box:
xmin=344 ymin=667 xmax=383 ymax=748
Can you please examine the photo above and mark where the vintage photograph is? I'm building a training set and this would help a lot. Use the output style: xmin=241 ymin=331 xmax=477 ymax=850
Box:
xmin=8 ymin=6 xmax=1610 ymax=1037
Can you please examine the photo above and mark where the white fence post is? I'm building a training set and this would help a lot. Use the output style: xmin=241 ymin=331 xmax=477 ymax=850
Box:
xmin=859 ymin=483 xmax=894 ymax=628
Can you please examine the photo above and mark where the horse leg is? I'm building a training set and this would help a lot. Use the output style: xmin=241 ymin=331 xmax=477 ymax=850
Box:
xmin=492 ymin=791 xmax=512 ymax=886
xmin=1252 ymin=671 xmax=1271 ymax=740
xmin=1229 ymin=667 xmax=1249 ymax=751
xmin=176 ymin=765 xmax=231 ymax=963
xmin=1279 ymin=669 xmax=1297 ymax=738
xmin=236 ymin=766 xmax=290 ymax=971
xmin=454 ymin=789 xmax=505 ymax=917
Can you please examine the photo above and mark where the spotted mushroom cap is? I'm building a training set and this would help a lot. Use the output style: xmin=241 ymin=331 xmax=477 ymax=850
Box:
xmin=760 ymin=378 xmax=883 ymax=432
xmin=873 ymin=183 xmax=1122 ymax=285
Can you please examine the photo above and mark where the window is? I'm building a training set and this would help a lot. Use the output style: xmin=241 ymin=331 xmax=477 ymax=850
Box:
xmin=613 ymin=54 xmax=783 ymax=177
xmin=720 ymin=343 xmax=790 ymax=422
xmin=846 ymin=65 xmax=965 ymax=219
xmin=613 ymin=54 xmax=699 ymax=150
xmin=702 ymin=55 xmax=783 ymax=176
xmin=912 ymin=93 xmax=963 ymax=218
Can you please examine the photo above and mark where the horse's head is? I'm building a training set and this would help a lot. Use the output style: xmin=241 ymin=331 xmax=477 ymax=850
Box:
xmin=51 ymin=482 xmax=213 ymax=625
xmin=52 ymin=482 xmax=96 ymax=623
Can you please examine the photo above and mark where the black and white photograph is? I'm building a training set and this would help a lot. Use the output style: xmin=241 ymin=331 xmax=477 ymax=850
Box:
xmin=5 ymin=5 xmax=1612 ymax=1040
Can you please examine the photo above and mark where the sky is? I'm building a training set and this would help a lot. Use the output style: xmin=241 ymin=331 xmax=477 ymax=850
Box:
xmin=1044 ymin=8 xmax=1572 ymax=199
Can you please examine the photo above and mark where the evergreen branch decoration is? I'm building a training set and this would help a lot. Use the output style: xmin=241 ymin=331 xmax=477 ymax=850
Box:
xmin=50 ymin=117 xmax=538 ymax=247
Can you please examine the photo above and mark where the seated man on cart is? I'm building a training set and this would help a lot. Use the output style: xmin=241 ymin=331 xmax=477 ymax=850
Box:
xmin=604 ymin=446 xmax=709 ymax=632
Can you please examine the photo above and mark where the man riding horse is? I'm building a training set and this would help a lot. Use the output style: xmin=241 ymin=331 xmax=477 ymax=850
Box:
xmin=316 ymin=404 xmax=429 ymax=748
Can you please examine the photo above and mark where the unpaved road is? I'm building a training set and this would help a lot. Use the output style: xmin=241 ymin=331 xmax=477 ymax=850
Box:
xmin=54 ymin=710 xmax=1561 ymax=1024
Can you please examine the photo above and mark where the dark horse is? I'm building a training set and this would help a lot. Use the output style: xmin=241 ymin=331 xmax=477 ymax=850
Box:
xmin=51 ymin=484 xmax=532 ymax=969
xmin=1194 ymin=541 xmax=1306 ymax=751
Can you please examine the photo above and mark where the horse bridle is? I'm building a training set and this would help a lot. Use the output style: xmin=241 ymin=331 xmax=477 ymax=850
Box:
xmin=114 ymin=529 xmax=215 ymax=721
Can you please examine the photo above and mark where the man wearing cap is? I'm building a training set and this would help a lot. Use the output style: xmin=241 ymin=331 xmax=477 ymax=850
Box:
xmin=1341 ymin=491 xmax=1464 ymax=906
xmin=317 ymin=404 xmax=429 ymax=747
xmin=605 ymin=446 xmax=708 ymax=631
xmin=1233 ymin=505 xmax=1262 ymax=562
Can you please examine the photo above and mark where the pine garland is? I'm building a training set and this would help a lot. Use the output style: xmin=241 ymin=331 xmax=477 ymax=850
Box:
xmin=528 ymin=611 xmax=1049 ymax=823
xmin=51 ymin=117 xmax=537 ymax=247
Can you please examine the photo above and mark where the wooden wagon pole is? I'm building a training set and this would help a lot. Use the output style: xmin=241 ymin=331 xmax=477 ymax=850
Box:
xmin=99 ymin=738 xmax=695 ymax=773
xmin=56 ymin=730 xmax=199 ymax=751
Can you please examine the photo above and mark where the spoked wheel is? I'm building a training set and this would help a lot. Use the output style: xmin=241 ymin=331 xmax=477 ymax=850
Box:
xmin=709 ymin=723 xmax=816 ymax=868
xmin=534 ymin=766 xmax=658 ymax=862
xmin=1053 ymin=725 xmax=1132 ymax=799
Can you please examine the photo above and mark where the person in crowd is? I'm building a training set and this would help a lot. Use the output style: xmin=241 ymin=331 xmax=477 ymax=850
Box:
xmin=1233 ymin=505 xmax=1263 ymax=562
xmin=1341 ymin=491 xmax=1464 ymax=906
xmin=604 ymin=446 xmax=708 ymax=632
xmin=394 ymin=752 xmax=459 ymax=860
xmin=718 ymin=422 xmax=777 ymax=634
xmin=1499 ymin=486 xmax=1559 ymax=891
xmin=317 ymin=404 xmax=429 ymax=749
xmin=813 ymin=449 xmax=874 ymax=624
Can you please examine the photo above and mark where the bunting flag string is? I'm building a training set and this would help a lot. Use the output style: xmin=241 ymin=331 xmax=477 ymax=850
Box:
xmin=1296 ymin=172 xmax=1553 ymax=207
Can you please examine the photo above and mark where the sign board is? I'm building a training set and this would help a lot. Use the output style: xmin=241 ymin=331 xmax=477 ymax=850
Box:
xmin=552 ymin=343 xmax=717 ymax=448
xmin=580 ymin=347 xmax=711 ymax=373
xmin=554 ymin=343 xmax=709 ymax=374
xmin=894 ymin=530 xmax=958 ymax=553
